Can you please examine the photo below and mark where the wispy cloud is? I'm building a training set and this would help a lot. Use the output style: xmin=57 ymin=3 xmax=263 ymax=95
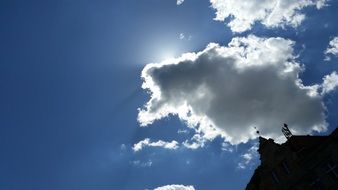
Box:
xmin=130 ymin=160 xmax=153 ymax=167
xmin=179 ymin=33 xmax=192 ymax=41
xmin=154 ymin=184 xmax=195 ymax=190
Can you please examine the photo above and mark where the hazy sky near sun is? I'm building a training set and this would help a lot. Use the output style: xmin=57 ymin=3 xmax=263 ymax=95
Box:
xmin=0 ymin=0 xmax=338 ymax=190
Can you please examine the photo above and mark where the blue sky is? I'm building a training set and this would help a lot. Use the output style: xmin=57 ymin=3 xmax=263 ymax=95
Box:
xmin=0 ymin=0 xmax=338 ymax=190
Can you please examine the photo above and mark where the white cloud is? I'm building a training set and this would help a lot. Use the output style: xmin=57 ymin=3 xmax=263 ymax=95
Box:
xmin=177 ymin=0 xmax=184 ymax=5
xmin=221 ymin=142 xmax=234 ymax=152
xmin=321 ymin=71 xmax=338 ymax=95
xmin=138 ymin=35 xmax=329 ymax=145
xmin=237 ymin=144 xmax=258 ymax=169
xmin=182 ymin=134 xmax=206 ymax=149
xmin=210 ymin=0 xmax=327 ymax=32
xmin=325 ymin=37 xmax=338 ymax=60
xmin=132 ymin=138 xmax=179 ymax=152
xmin=154 ymin=184 xmax=195 ymax=190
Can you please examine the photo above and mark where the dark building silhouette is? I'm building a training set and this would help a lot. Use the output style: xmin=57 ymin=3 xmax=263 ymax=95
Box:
xmin=246 ymin=125 xmax=338 ymax=190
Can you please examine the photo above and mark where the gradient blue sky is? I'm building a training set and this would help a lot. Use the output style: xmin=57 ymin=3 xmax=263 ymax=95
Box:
xmin=1 ymin=0 xmax=338 ymax=190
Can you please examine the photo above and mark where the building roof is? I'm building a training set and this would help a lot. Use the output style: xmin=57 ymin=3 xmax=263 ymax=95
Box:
xmin=246 ymin=126 xmax=338 ymax=190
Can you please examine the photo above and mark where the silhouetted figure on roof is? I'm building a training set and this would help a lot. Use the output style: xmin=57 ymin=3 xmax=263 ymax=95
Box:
xmin=282 ymin=123 xmax=293 ymax=140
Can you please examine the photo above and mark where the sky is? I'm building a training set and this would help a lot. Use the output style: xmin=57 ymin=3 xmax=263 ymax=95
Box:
xmin=0 ymin=0 xmax=338 ymax=190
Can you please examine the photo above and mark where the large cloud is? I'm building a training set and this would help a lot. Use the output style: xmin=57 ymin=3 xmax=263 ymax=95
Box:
xmin=210 ymin=0 xmax=327 ymax=32
xmin=138 ymin=35 xmax=332 ymax=145
xmin=154 ymin=184 xmax=195 ymax=190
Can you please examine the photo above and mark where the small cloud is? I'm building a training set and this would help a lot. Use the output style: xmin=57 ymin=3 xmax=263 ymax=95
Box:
xmin=154 ymin=184 xmax=195 ymax=190
xmin=221 ymin=142 xmax=234 ymax=152
xmin=120 ymin=144 xmax=126 ymax=151
xmin=182 ymin=141 xmax=202 ymax=150
xmin=177 ymin=129 xmax=189 ymax=134
xmin=182 ymin=134 xmax=206 ymax=149
xmin=132 ymin=138 xmax=179 ymax=152
xmin=131 ymin=160 xmax=153 ymax=167
xmin=237 ymin=144 xmax=258 ymax=170
xmin=179 ymin=33 xmax=185 ymax=40
xmin=179 ymin=33 xmax=192 ymax=41
xmin=321 ymin=71 xmax=338 ymax=95
xmin=324 ymin=37 xmax=338 ymax=60
xmin=177 ymin=0 xmax=184 ymax=5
